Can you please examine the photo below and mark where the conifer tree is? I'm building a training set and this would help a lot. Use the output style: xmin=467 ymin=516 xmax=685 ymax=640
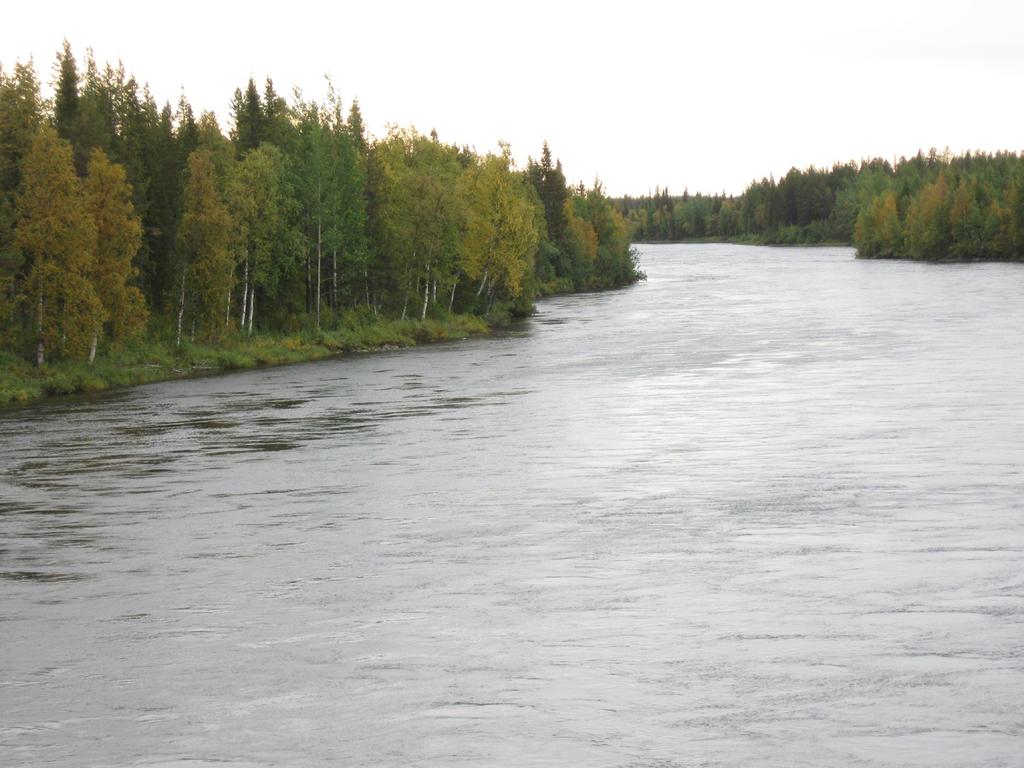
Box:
xmin=53 ymin=41 xmax=80 ymax=149
xmin=230 ymin=78 xmax=264 ymax=155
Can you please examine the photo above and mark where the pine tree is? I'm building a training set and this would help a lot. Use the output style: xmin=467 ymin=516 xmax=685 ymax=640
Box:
xmin=175 ymin=94 xmax=199 ymax=172
xmin=347 ymin=99 xmax=367 ymax=154
xmin=52 ymin=41 xmax=80 ymax=148
xmin=230 ymin=77 xmax=264 ymax=155
xmin=261 ymin=78 xmax=291 ymax=149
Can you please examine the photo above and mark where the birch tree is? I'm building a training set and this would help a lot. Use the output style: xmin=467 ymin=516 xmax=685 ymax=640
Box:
xmin=83 ymin=148 xmax=146 ymax=360
xmin=15 ymin=127 xmax=101 ymax=364
xmin=178 ymin=149 xmax=231 ymax=343
xmin=459 ymin=147 xmax=539 ymax=308
xmin=228 ymin=144 xmax=300 ymax=332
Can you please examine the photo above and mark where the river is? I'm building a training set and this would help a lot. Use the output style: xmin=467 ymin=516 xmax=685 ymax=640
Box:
xmin=2 ymin=243 xmax=1023 ymax=767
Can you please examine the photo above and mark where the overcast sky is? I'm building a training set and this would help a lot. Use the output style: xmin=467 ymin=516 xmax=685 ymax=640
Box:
xmin=4 ymin=0 xmax=1023 ymax=196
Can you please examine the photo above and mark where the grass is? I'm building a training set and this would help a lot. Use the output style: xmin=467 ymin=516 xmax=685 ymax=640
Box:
xmin=0 ymin=314 xmax=490 ymax=407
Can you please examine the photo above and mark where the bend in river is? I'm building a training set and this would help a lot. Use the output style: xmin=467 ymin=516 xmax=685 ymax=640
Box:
xmin=2 ymin=244 xmax=1023 ymax=767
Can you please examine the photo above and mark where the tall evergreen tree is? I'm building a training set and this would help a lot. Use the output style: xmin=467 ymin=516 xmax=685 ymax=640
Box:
xmin=230 ymin=77 xmax=264 ymax=155
xmin=52 ymin=41 xmax=80 ymax=148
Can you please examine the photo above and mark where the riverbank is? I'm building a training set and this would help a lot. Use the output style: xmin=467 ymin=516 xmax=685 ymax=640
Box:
xmin=0 ymin=314 xmax=489 ymax=407
xmin=632 ymin=235 xmax=851 ymax=247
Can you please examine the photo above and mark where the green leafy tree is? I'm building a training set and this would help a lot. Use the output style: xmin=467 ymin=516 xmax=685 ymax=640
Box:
xmin=228 ymin=143 xmax=301 ymax=332
xmin=177 ymin=149 xmax=232 ymax=343
xmin=368 ymin=128 xmax=464 ymax=318
xmin=326 ymin=90 xmax=369 ymax=314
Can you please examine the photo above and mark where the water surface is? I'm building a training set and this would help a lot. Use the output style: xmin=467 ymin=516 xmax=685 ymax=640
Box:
xmin=2 ymin=244 xmax=1023 ymax=767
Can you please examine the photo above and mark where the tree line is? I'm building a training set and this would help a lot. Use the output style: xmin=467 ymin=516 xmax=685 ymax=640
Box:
xmin=0 ymin=43 xmax=642 ymax=366
xmin=615 ymin=150 xmax=1024 ymax=260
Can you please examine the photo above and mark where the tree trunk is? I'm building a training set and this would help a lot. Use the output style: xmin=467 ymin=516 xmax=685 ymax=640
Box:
xmin=332 ymin=249 xmax=337 ymax=311
xmin=36 ymin=296 xmax=45 ymax=367
xmin=89 ymin=331 xmax=98 ymax=365
xmin=449 ymin=279 xmax=457 ymax=312
xmin=316 ymin=216 xmax=322 ymax=329
xmin=240 ymin=257 xmax=249 ymax=329
xmin=420 ymin=264 xmax=431 ymax=321
xmin=176 ymin=269 xmax=186 ymax=348
xmin=476 ymin=268 xmax=489 ymax=299
xmin=248 ymin=287 xmax=255 ymax=334
xmin=226 ymin=287 xmax=232 ymax=328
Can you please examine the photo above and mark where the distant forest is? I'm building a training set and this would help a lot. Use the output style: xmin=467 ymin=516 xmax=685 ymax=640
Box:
xmin=615 ymin=150 xmax=1024 ymax=260
xmin=0 ymin=43 xmax=641 ymax=367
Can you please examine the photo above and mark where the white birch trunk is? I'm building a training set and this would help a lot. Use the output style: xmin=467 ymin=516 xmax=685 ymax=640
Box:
xmin=176 ymin=269 xmax=187 ymax=348
xmin=240 ymin=257 xmax=249 ymax=329
xmin=316 ymin=216 xmax=322 ymax=329
xmin=420 ymin=264 xmax=431 ymax=321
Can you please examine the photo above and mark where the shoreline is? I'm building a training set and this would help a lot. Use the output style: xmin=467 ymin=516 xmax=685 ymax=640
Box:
xmin=0 ymin=315 xmax=490 ymax=409
xmin=632 ymin=237 xmax=852 ymax=247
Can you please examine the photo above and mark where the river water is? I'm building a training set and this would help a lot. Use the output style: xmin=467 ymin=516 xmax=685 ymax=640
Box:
xmin=2 ymin=244 xmax=1023 ymax=767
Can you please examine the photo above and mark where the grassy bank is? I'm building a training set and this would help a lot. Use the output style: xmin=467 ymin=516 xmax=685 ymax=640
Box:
xmin=0 ymin=314 xmax=489 ymax=407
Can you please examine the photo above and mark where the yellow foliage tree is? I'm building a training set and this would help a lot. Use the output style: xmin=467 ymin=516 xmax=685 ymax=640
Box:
xmin=83 ymin=148 xmax=146 ymax=359
xmin=179 ymin=149 xmax=232 ymax=340
xmin=15 ymin=127 xmax=101 ymax=365
xmin=854 ymin=191 xmax=901 ymax=258
xmin=459 ymin=149 xmax=539 ymax=305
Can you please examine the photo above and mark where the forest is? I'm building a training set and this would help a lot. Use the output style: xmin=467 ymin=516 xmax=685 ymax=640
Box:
xmin=0 ymin=43 xmax=641 ymax=400
xmin=616 ymin=150 xmax=1024 ymax=261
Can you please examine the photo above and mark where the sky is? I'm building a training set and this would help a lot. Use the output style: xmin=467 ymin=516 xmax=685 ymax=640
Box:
xmin=3 ymin=0 xmax=1023 ymax=196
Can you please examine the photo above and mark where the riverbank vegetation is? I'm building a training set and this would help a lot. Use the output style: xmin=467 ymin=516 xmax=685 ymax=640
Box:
xmin=0 ymin=43 xmax=642 ymax=404
xmin=615 ymin=150 xmax=1024 ymax=261
xmin=0 ymin=314 xmax=487 ymax=404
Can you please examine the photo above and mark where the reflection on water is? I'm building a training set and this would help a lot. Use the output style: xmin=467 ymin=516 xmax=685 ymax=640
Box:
xmin=2 ymin=244 xmax=1024 ymax=767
